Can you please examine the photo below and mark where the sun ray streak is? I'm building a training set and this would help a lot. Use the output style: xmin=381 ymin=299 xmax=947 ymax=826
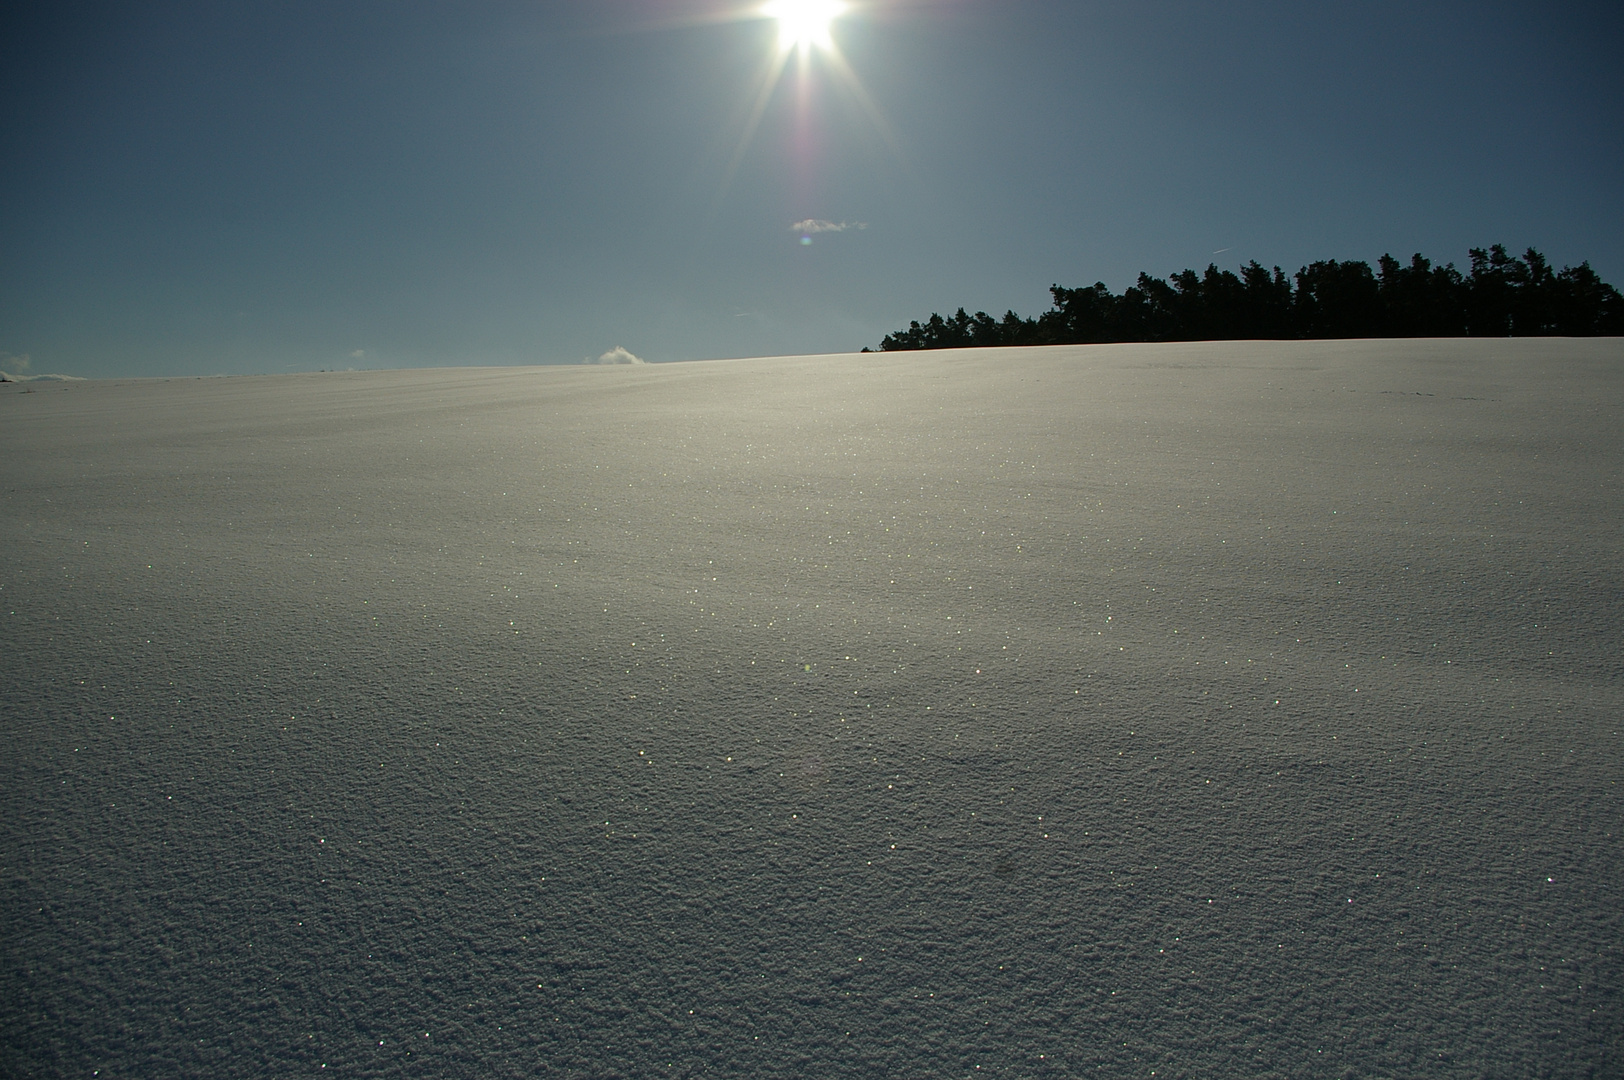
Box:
xmin=705 ymin=44 xmax=796 ymax=224
xmin=701 ymin=2 xmax=907 ymax=231
xmin=817 ymin=41 xmax=904 ymax=161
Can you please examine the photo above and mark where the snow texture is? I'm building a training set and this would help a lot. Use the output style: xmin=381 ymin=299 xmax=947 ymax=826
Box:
xmin=2 ymin=339 xmax=1621 ymax=1077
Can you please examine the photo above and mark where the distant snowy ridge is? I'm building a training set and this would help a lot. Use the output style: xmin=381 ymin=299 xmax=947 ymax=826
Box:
xmin=0 ymin=371 xmax=84 ymax=382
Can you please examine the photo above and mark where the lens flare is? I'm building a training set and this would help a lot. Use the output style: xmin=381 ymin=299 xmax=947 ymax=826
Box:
xmin=703 ymin=0 xmax=899 ymax=232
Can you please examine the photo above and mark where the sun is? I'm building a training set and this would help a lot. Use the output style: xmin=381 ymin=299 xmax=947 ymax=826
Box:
xmin=763 ymin=0 xmax=847 ymax=51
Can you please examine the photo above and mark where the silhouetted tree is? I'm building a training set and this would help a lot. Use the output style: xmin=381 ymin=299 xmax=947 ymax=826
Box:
xmin=876 ymin=246 xmax=1621 ymax=350
xmin=1466 ymin=244 xmax=1525 ymax=336
xmin=1041 ymin=283 xmax=1117 ymax=343
xmin=1549 ymin=262 xmax=1624 ymax=335
xmin=1238 ymin=261 xmax=1296 ymax=338
xmin=1292 ymin=260 xmax=1380 ymax=338
xmin=1376 ymin=253 xmax=1466 ymax=336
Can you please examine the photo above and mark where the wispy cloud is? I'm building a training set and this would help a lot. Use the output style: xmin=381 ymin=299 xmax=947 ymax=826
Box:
xmin=589 ymin=346 xmax=646 ymax=365
xmin=0 ymin=353 xmax=73 ymax=382
xmin=792 ymin=219 xmax=867 ymax=235
xmin=0 ymin=366 xmax=83 ymax=383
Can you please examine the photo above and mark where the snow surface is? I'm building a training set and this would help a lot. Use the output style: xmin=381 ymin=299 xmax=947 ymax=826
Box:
xmin=2 ymin=339 xmax=1621 ymax=1077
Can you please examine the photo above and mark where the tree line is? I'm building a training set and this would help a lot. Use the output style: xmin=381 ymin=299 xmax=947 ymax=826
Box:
xmin=874 ymin=245 xmax=1623 ymax=351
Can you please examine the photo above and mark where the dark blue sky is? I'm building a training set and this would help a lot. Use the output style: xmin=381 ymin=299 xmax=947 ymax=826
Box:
xmin=3 ymin=1 xmax=1620 ymax=376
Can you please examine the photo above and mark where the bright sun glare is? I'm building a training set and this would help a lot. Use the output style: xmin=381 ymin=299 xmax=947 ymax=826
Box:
xmin=764 ymin=0 xmax=847 ymax=50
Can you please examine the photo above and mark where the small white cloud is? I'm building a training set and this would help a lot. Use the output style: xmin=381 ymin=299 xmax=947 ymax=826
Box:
xmin=590 ymin=346 xmax=646 ymax=365
xmin=792 ymin=219 xmax=867 ymax=235
xmin=349 ymin=349 xmax=366 ymax=359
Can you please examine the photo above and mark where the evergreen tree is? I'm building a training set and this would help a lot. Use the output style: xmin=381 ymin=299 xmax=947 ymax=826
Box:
xmin=875 ymin=246 xmax=1621 ymax=350
xmin=1292 ymin=260 xmax=1380 ymax=338
xmin=1376 ymin=253 xmax=1466 ymax=336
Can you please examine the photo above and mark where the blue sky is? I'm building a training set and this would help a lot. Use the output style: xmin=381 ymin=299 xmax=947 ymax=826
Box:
xmin=3 ymin=1 xmax=1620 ymax=377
